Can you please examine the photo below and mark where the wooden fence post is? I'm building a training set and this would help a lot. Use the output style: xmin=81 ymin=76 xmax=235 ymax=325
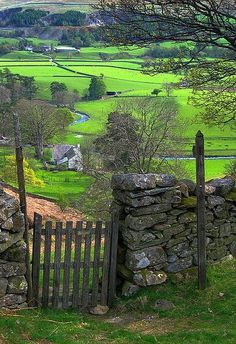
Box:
xmin=13 ymin=112 xmax=33 ymax=304
xmin=195 ymin=131 xmax=207 ymax=289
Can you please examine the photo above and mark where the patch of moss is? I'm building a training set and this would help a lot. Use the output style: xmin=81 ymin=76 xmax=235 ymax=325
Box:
xmin=226 ymin=187 xmax=236 ymax=201
xmin=181 ymin=196 xmax=197 ymax=208
xmin=117 ymin=263 xmax=134 ymax=281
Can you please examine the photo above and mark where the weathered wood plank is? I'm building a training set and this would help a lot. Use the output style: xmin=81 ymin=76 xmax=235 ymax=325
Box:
xmin=91 ymin=221 xmax=102 ymax=306
xmin=101 ymin=222 xmax=112 ymax=306
xmin=108 ymin=213 xmax=119 ymax=306
xmin=42 ymin=221 xmax=52 ymax=308
xmin=52 ymin=222 xmax=62 ymax=308
xmin=62 ymin=222 xmax=73 ymax=309
xmin=81 ymin=221 xmax=92 ymax=310
xmin=72 ymin=221 xmax=83 ymax=308
xmin=39 ymin=261 xmax=103 ymax=270
xmin=32 ymin=213 xmax=42 ymax=307
xmin=40 ymin=227 xmax=105 ymax=236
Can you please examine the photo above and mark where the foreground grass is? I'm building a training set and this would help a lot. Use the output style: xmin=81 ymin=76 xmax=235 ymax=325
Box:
xmin=0 ymin=259 xmax=235 ymax=343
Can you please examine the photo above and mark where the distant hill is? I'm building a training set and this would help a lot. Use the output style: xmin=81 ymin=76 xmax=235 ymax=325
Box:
xmin=0 ymin=1 xmax=97 ymax=12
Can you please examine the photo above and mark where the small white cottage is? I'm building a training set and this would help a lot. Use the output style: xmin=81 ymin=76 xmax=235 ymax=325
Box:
xmin=52 ymin=144 xmax=83 ymax=171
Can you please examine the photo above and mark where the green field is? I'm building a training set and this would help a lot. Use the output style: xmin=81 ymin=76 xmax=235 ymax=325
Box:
xmin=0 ymin=0 xmax=96 ymax=12
xmin=0 ymin=43 xmax=235 ymax=198
xmin=0 ymin=258 xmax=235 ymax=343
xmin=0 ymin=46 xmax=234 ymax=157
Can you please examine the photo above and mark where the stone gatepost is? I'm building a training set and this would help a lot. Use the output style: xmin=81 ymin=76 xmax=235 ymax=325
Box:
xmin=111 ymin=174 xmax=236 ymax=296
xmin=0 ymin=187 xmax=28 ymax=309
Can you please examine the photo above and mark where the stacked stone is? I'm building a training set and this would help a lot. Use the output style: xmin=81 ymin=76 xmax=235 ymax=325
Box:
xmin=111 ymin=174 xmax=236 ymax=293
xmin=0 ymin=187 xmax=27 ymax=308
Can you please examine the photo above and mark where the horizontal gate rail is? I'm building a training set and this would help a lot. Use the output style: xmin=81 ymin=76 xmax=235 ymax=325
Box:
xmin=32 ymin=213 xmax=118 ymax=310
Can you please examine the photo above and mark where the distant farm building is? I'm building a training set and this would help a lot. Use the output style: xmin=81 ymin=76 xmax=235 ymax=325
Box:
xmin=52 ymin=144 xmax=83 ymax=171
xmin=54 ymin=46 xmax=80 ymax=53
xmin=106 ymin=91 xmax=122 ymax=97
xmin=42 ymin=45 xmax=51 ymax=53
xmin=179 ymin=80 xmax=189 ymax=88
xmin=25 ymin=46 xmax=33 ymax=52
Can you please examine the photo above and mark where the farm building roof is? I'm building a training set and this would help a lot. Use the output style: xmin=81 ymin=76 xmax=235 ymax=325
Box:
xmin=54 ymin=46 xmax=80 ymax=52
xmin=52 ymin=144 xmax=74 ymax=162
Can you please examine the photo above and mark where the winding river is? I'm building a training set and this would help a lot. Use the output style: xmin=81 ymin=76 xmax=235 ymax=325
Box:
xmin=71 ymin=111 xmax=90 ymax=125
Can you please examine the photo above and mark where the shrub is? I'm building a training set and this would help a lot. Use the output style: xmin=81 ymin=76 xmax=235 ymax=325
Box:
xmin=0 ymin=156 xmax=45 ymax=187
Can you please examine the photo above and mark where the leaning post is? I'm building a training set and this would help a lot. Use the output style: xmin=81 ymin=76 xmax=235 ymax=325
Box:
xmin=193 ymin=131 xmax=207 ymax=289
xmin=13 ymin=112 xmax=33 ymax=304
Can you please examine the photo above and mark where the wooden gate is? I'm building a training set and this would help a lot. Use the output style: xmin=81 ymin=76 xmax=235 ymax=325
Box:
xmin=32 ymin=213 xmax=119 ymax=310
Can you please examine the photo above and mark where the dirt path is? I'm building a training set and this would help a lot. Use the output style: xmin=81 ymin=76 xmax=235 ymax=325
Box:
xmin=4 ymin=186 xmax=85 ymax=224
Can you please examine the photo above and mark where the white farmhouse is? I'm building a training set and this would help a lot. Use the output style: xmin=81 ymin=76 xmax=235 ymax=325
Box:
xmin=54 ymin=46 xmax=80 ymax=53
xmin=52 ymin=144 xmax=83 ymax=171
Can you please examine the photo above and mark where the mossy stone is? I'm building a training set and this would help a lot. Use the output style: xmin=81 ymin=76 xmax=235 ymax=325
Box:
xmin=226 ymin=188 xmax=236 ymax=201
xmin=181 ymin=196 xmax=197 ymax=208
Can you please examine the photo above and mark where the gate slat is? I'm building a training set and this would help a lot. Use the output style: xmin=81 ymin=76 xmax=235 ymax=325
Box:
xmin=101 ymin=221 xmax=112 ymax=306
xmin=62 ymin=222 xmax=73 ymax=309
xmin=108 ymin=213 xmax=119 ymax=306
xmin=52 ymin=222 xmax=62 ymax=308
xmin=91 ymin=221 xmax=102 ymax=306
xmin=42 ymin=221 xmax=52 ymax=308
xmin=32 ymin=213 xmax=42 ymax=306
xmin=81 ymin=221 xmax=92 ymax=310
xmin=72 ymin=221 xmax=83 ymax=308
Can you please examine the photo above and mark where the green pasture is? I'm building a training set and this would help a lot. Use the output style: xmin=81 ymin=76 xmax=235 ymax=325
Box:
xmin=26 ymin=170 xmax=94 ymax=201
xmin=0 ymin=37 xmax=19 ymax=44
xmin=55 ymin=46 xmax=148 ymax=60
xmin=68 ymin=65 xmax=180 ymax=84
xmin=0 ymin=146 xmax=94 ymax=203
xmin=59 ymin=60 xmax=143 ymax=69
xmin=178 ymin=158 xmax=234 ymax=181
xmin=0 ymin=50 xmax=48 ymax=60
xmin=27 ymin=37 xmax=59 ymax=46
xmin=0 ymin=47 xmax=235 ymax=160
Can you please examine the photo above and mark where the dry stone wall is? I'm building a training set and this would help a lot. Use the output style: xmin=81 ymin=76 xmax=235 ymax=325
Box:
xmin=111 ymin=174 xmax=236 ymax=294
xmin=0 ymin=187 xmax=27 ymax=308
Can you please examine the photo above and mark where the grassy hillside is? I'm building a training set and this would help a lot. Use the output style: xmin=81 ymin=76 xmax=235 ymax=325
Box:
xmin=0 ymin=44 xmax=235 ymax=188
xmin=0 ymin=0 xmax=97 ymax=12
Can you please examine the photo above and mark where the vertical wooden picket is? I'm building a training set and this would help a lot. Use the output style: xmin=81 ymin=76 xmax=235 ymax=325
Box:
xmin=62 ymin=222 xmax=73 ymax=309
xmin=91 ymin=221 xmax=102 ymax=306
xmin=81 ymin=222 xmax=92 ymax=310
xmin=42 ymin=221 xmax=52 ymax=308
xmin=52 ymin=222 xmax=63 ymax=308
xmin=72 ymin=221 xmax=83 ymax=308
xmin=32 ymin=213 xmax=42 ymax=306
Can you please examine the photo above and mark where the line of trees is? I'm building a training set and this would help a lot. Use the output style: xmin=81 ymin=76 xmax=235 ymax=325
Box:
xmin=10 ymin=9 xmax=48 ymax=27
xmin=49 ymin=10 xmax=86 ymax=26
xmin=4 ymin=9 xmax=88 ymax=27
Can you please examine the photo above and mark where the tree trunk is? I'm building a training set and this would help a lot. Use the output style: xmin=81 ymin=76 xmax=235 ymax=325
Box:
xmin=35 ymin=140 xmax=44 ymax=160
